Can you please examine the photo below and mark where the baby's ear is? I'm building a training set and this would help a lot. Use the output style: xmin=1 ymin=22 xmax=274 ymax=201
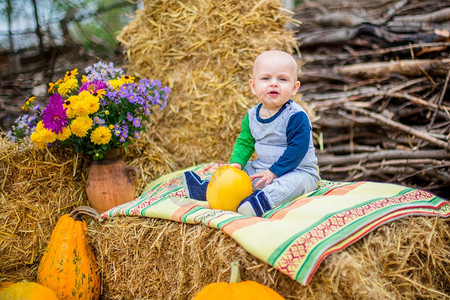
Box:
xmin=249 ymin=79 xmax=256 ymax=94
xmin=292 ymin=81 xmax=301 ymax=94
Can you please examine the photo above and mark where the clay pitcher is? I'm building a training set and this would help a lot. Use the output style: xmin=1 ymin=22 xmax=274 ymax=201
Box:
xmin=86 ymin=149 xmax=138 ymax=213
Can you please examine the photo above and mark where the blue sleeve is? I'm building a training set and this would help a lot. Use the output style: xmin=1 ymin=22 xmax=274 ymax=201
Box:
xmin=269 ymin=112 xmax=311 ymax=177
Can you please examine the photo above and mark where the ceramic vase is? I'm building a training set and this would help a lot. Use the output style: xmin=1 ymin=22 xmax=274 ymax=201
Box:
xmin=86 ymin=148 xmax=138 ymax=213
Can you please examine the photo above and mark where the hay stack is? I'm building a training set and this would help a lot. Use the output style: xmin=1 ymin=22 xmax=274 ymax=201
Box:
xmin=0 ymin=135 xmax=174 ymax=281
xmin=89 ymin=215 xmax=449 ymax=299
xmin=117 ymin=0 xmax=299 ymax=168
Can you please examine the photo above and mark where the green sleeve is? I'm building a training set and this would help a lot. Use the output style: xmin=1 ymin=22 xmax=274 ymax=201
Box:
xmin=229 ymin=113 xmax=255 ymax=168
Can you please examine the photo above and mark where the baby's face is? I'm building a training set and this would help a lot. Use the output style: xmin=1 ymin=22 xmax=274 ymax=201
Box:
xmin=249 ymin=52 xmax=300 ymax=112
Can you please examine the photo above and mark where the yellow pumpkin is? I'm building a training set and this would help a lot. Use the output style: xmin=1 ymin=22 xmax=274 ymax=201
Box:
xmin=206 ymin=166 xmax=253 ymax=211
xmin=37 ymin=206 xmax=101 ymax=300
xmin=0 ymin=282 xmax=14 ymax=293
xmin=194 ymin=261 xmax=284 ymax=299
xmin=0 ymin=282 xmax=58 ymax=300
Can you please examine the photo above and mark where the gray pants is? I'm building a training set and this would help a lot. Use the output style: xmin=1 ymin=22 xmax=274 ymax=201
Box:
xmin=243 ymin=161 xmax=320 ymax=209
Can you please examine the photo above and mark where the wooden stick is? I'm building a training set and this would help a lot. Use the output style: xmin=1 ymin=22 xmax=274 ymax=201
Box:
xmin=318 ymin=149 xmax=450 ymax=166
xmin=342 ymin=106 xmax=450 ymax=150
xmin=428 ymin=69 xmax=450 ymax=128
xmin=338 ymin=58 xmax=450 ymax=78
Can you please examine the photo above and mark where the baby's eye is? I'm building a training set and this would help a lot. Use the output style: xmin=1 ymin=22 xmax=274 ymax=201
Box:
xmin=279 ymin=78 xmax=287 ymax=81
xmin=262 ymin=77 xmax=269 ymax=80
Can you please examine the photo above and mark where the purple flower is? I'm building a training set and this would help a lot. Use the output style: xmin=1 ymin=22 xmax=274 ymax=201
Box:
xmin=42 ymin=101 xmax=68 ymax=134
xmin=93 ymin=116 xmax=105 ymax=125
xmin=134 ymin=131 xmax=141 ymax=139
xmin=136 ymin=96 xmax=144 ymax=105
xmin=80 ymin=80 xmax=108 ymax=93
xmin=49 ymin=94 xmax=64 ymax=106
xmin=132 ymin=118 xmax=141 ymax=127
xmin=127 ymin=112 xmax=134 ymax=122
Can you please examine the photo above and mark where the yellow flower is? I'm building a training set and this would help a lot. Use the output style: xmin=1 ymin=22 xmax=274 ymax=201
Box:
xmin=21 ymin=96 xmax=36 ymax=110
xmin=36 ymin=121 xmax=45 ymax=131
xmin=30 ymin=125 xmax=57 ymax=149
xmin=90 ymin=126 xmax=111 ymax=145
xmin=108 ymin=124 xmax=114 ymax=130
xmin=40 ymin=128 xmax=57 ymax=144
xmin=48 ymin=79 xmax=63 ymax=93
xmin=105 ymin=110 xmax=110 ymax=116
xmin=64 ymin=68 xmax=78 ymax=81
xmin=30 ymin=131 xmax=46 ymax=149
xmin=108 ymin=79 xmax=122 ymax=90
xmin=92 ymin=89 xmax=106 ymax=98
xmin=120 ymin=75 xmax=135 ymax=84
xmin=73 ymin=91 xmax=99 ymax=116
xmin=64 ymin=95 xmax=78 ymax=119
xmin=56 ymin=126 xmax=71 ymax=141
xmin=71 ymin=116 xmax=93 ymax=137
xmin=58 ymin=78 xmax=79 ymax=97
xmin=81 ymin=75 xmax=88 ymax=83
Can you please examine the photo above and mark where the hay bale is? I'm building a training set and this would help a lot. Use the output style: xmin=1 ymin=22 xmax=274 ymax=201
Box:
xmin=0 ymin=135 xmax=174 ymax=281
xmin=117 ymin=0 xmax=300 ymax=167
xmin=88 ymin=215 xmax=449 ymax=299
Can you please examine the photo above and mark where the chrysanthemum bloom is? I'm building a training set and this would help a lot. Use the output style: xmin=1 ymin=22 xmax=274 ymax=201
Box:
xmin=36 ymin=121 xmax=45 ymax=131
xmin=80 ymin=80 xmax=108 ymax=94
xmin=48 ymin=93 xmax=64 ymax=106
xmin=30 ymin=131 xmax=46 ymax=149
xmin=58 ymin=78 xmax=79 ymax=97
xmin=30 ymin=125 xmax=57 ymax=149
xmin=64 ymin=68 xmax=78 ymax=81
xmin=39 ymin=127 xmax=57 ymax=144
xmin=90 ymin=126 xmax=111 ymax=145
xmin=42 ymin=100 xmax=68 ymax=134
xmin=71 ymin=116 xmax=93 ymax=137
xmin=72 ymin=91 xmax=99 ymax=116
xmin=82 ymin=93 xmax=100 ymax=115
xmin=56 ymin=126 xmax=71 ymax=141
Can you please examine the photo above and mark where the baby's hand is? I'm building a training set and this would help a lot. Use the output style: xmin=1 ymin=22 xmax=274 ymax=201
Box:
xmin=229 ymin=163 xmax=242 ymax=170
xmin=251 ymin=169 xmax=277 ymax=188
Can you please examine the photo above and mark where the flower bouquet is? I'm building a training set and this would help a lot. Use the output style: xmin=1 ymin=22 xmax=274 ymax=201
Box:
xmin=8 ymin=61 xmax=170 ymax=160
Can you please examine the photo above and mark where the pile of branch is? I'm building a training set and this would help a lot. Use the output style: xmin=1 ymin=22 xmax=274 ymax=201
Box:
xmin=293 ymin=0 xmax=450 ymax=198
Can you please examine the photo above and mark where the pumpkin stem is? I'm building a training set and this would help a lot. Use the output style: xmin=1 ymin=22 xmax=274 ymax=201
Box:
xmin=69 ymin=206 xmax=103 ymax=222
xmin=229 ymin=261 xmax=241 ymax=283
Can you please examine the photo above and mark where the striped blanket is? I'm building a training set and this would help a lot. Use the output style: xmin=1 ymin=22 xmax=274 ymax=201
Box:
xmin=101 ymin=162 xmax=450 ymax=285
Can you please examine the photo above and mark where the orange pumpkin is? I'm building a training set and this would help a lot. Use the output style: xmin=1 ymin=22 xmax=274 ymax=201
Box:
xmin=206 ymin=166 xmax=253 ymax=211
xmin=0 ymin=282 xmax=14 ymax=293
xmin=37 ymin=206 xmax=101 ymax=300
xmin=194 ymin=261 xmax=284 ymax=299
xmin=0 ymin=282 xmax=58 ymax=300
